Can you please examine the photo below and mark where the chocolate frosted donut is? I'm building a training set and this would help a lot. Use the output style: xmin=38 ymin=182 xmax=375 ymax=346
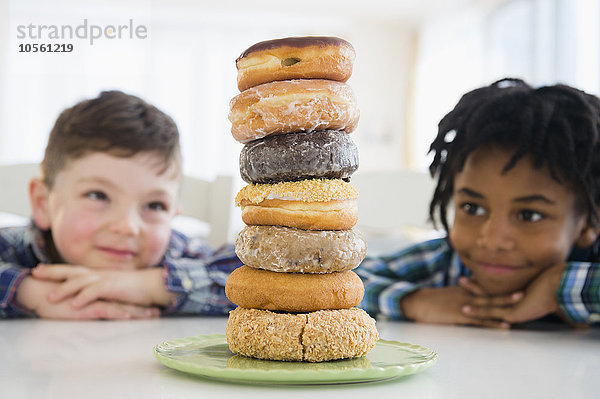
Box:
xmin=240 ymin=130 xmax=359 ymax=184
xmin=236 ymin=225 xmax=367 ymax=273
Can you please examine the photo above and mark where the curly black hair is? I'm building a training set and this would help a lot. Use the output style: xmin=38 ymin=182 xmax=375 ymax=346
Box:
xmin=428 ymin=78 xmax=600 ymax=234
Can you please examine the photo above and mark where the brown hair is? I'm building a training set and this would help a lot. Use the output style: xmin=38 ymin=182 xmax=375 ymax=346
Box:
xmin=41 ymin=90 xmax=181 ymax=188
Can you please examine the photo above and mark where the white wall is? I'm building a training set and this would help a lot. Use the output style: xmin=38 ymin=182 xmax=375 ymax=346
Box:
xmin=411 ymin=0 xmax=600 ymax=171
xmin=0 ymin=1 xmax=8 ymax=157
xmin=0 ymin=0 xmax=418 ymax=178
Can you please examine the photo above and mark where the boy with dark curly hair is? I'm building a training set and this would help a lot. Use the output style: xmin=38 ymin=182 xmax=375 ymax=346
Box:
xmin=358 ymin=78 xmax=600 ymax=327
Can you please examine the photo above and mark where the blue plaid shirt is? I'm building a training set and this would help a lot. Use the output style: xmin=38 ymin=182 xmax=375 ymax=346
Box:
xmin=0 ymin=223 xmax=242 ymax=318
xmin=356 ymin=238 xmax=600 ymax=325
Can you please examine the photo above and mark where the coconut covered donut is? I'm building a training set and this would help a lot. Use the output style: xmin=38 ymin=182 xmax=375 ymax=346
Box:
xmin=226 ymin=307 xmax=378 ymax=362
xmin=239 ymin=130 xmax=359 ymax=184
xmin=236 ymin=36 xmax=355 ymax=92
xmin=235 ymin=225 xmax=367 ymax=273
xmin=229 ymin=79 xmax=359 ymax=144
xmin=225 ymin=266 xmax=364 ymax=312
xmin=235 ymin=178 xmax=359 ymax=230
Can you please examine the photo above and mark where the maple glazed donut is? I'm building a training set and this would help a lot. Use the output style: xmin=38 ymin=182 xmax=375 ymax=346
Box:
xmin=235 ymin=178 xmax=359 ymax=230
xmin=235 ymin=36 xmax=356 ymax=92
xmin=239 ymin=130 xmax=359 ymax=184
xmin=225 ymin=266 xmax=364 ymax=312
xmin=226 ymin=307 xmax=378 ymax=362
xmin=235 ymin=225 xmax=367 ymax=273
xmin=229 ymin=79 xmax=360 ymax=144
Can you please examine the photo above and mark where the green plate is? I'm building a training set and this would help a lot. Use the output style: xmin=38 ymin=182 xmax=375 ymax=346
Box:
xmin=153 ymin=334 xmax=438 ymax=385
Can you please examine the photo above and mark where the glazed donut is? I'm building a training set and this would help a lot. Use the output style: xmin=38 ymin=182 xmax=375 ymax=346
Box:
xmin=235 ymin=225 xmax=367 ymax=273
xmin=239 ymin=130 xmax=359 ymax=184
xmin=225 ymin=266 xmax=364 ymax=312
xmin=235 ymin=179 xmax=359 ymax=230
xmin=235 ymin=36 xmax=355 ymax=91
xmin=229 ymin=79 xmax=359 ymax=144
xmin=226 ymin=307 xmax=378 ymax=362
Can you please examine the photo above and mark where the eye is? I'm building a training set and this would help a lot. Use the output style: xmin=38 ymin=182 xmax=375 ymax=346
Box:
xmin=146 ymin=201 xmax=168 ymax=212
xmin=85 ymin=191 xmax=108 ymax=201
xmin=460 ymin=202 xmax=485 ymax=216
xmin=517 ymin=209 xmax=544 ymax=222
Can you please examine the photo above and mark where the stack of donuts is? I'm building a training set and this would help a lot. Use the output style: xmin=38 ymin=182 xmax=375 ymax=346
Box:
xmin=225 ymin=36 xmax=378 ymax=362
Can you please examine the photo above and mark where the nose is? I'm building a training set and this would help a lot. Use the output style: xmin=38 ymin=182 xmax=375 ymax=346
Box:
xmin=108 ymin=206 xmax=140 ymax=236
xmin=475 ymin=215 xmax=515 ymax=251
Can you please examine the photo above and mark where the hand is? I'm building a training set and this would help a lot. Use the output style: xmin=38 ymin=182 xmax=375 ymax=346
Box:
xmin=15 ymin=275 xmax=160 ymax=320
xmin=31 ymin=264 xmax=176 ymax=309
xmin=459 ymin=263 xmax=565 ymax=324
xmin=401 ymin=285 xmax=521 ymax=328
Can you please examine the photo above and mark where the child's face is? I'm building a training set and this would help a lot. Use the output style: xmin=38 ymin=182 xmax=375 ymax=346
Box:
xmin=449 ymin=146 xmax=590 ymax=295
xmin=33 ymin=152 xmax=180 ymax=269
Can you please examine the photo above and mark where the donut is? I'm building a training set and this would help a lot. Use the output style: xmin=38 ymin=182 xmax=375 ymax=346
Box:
xmin=236 ymin=37 xmax=355 ymax=92
xmin=235 ymin=225 xmax=367 ymax=273
xmin=229 ymin=79 xmax=359 ymax=144
xmin=235 ymin=36 xmax=356 ymax=92
xmin=225 ymin=266 xmax=364 ymax=312
xmin=235 ymin=179 xmax=359 ymax=230
xmin=239 ymin=130 xmax=359 ymax=184
xmin=226 ymin=307 xmax=378 ymax=362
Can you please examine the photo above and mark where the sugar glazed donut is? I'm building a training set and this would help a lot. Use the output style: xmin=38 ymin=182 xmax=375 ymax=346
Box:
xmin=225 ymin=266 xmax=364 ymax=312
xmin=226 ymin=307 xmax=378 ymax=362
xmin=236 ymin=36 xmax=355 ymax=92
xmin=229 ymin=79 xmax=360 ymax=143
xmin=239 ymin=130 xmax=359 ymax=184
xmin=235 ymin=225 xmax=367 ymax=273
xmin=235 ymin=179 xmax=359 ymax=230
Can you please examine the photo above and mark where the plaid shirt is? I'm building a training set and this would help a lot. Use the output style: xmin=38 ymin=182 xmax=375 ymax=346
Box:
xmin=0 ymin=224 xmax=242 ymax=318
xmin=356 ymin=237 xmax=600 ymax=325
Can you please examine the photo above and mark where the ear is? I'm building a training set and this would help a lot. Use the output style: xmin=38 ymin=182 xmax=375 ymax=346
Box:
xmin=575 ymin=222 xmax=600 ymax=248
xmin=29 ymin=178 xmax=51 ymax=230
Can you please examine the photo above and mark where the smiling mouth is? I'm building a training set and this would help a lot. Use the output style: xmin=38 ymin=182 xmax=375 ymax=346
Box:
xmin=478 ymin=262 xmax=525 ymax=275
xmin=97 ymin=247 xmax=137 ymax=259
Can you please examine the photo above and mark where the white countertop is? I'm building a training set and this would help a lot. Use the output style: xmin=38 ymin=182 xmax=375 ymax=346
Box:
xmin=2 ymin=316 xmax=599 ymax=398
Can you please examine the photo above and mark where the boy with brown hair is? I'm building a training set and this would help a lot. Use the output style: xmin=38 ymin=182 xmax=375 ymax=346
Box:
xmin=0 ymin=90 xmax=241 ymax=319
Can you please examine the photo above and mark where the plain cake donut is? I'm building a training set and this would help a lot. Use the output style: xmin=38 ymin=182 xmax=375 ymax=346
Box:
xmin=236 ymin=36 xmax=355 ymax=91
xmin=226 ymin=307 xmax=378 ymax=362
xmin=229 ymin=79 xmax=359 ymax=144
xmin=235 ymin=225 xmax=367 ymax=273
xmin=239 ymin=130 xmax=359 ymax=184
xmin=225 ymin=266 xmax=364 ymax=312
